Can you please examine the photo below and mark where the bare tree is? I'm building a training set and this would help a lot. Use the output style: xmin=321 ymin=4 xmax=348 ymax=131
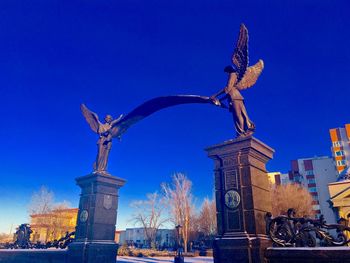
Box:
xmin=53 ymin=200 xmax=71 ymax=210
xmin=130 ymin=192 xmax=169 ymax=248
xmin=271 ymin=183 xmax=315 ymax=217
xmin=197 ymin=197 xmax=217 ymax=237
xmin=28 ymin=186 xmax=54 ymax=215
xmin=162 ymin=173 xmax=194 ymax=253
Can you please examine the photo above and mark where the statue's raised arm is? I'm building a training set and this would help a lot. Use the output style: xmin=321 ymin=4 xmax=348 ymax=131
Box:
xmin=81 ymin=95 xmax=219 ymax=174
xmin=110 ymin=95 xmax=219 ymax=138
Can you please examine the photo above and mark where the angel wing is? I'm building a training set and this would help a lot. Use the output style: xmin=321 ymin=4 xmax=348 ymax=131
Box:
xmin=110 ymin=95 xmax=218 ymax=138
xmin=232 ymin=24 xmax=249 ymax=82
xmin=236 ymin=59 xmax=264 ymax=90
xmin=80 ymin=104 xmax=101 ymax=133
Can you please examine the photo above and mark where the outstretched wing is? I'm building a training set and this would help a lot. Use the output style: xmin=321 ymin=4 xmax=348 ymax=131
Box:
xmin=232 ymin=24 xmax=249 ymax=82
xmin=111 ymin=95 xmax=218 ymax=138
xmin=80 ymin=104 xmax=101 ymax=133
xmin=236 ymin=60 xmax=264 ymax=90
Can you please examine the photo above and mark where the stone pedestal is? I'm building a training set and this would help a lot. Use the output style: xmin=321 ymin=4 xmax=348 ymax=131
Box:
xmin=68 ymin=172 xmax=126 ymax=263
xmin=205 ymin=136 xmax=274 ymax=263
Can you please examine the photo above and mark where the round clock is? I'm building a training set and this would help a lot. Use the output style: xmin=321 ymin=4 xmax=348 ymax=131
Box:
xmin=79 ymin=209 xmax=89 ymax=223
xmin=224 ymin=190 xmax=241 ymax=209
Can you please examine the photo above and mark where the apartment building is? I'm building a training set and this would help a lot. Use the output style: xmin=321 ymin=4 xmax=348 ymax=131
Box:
xmin=329 ymin=124 xmax=350 ymax=175
xmin=289 ymin=157 xmax=337 ymax=223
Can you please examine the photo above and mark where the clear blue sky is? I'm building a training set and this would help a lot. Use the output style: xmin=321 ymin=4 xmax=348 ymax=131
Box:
xmin=0 ymin=0 xmax=349 ymax=233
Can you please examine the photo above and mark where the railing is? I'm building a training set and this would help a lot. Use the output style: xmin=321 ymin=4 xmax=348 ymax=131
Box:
xmin=266 ymin=208 xmax=350 ymax=247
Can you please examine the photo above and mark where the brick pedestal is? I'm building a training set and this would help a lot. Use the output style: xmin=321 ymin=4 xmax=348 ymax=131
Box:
xmin=68 ymin=172 xmax=126 ymax=263
xmin=206 ymin=136 xmax=274 ymax=263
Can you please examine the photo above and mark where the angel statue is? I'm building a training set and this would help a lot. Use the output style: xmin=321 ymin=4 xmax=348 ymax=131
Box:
xmin=211 ymin=24 xmax=264 ymax=137
xmin=81 ymin=95 xmax=219 ymax=173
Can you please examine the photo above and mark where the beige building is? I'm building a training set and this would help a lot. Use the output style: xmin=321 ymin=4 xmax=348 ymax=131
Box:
xmin=30 ymin=208 xmax=78 ymax=242
xmin=329 ymin=180 xmax=350 ymax=221
xmin=328 ymin=178 xmax=350 ymax=244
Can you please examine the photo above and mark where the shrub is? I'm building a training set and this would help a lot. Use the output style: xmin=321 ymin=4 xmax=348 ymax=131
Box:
xmin=271 ymin=184 xmax=315 ymax=217
xmin=118 ymin=244 xmax=133 ymax=256
xmin=117 ymin=248 xmax=184 ymax=257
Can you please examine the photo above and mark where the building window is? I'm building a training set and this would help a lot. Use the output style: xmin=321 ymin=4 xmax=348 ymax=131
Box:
xmin=309 ymin=187 xmax=317 ymax=193
xmin=305 ymin=170 xmax=314 ymax=176
xmin=335 ymin=150 xmax=345 ymax=156
xmin=333 ymin=141 xmax=342 ymax=147
xmin=293 ymin=174 xmax=303 ymax=183
xmin=336 ymin=160 xmax=347 ymax=166
xmin=312 ymin=195 xmax=318 ymax=201
xmin=308 ymin=178 xmax=316 ymax=184
xmin=312 ymin=204 xmax=320 ymax=211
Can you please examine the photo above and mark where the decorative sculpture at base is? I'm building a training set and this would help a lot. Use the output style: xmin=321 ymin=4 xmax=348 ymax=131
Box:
xmin=11 ymin=224 xmax=32 ymax=249
xmin=267 ymin=208 xmax=350 ymax=247
xmin=211 ymin=24 xmax=264 ymax=137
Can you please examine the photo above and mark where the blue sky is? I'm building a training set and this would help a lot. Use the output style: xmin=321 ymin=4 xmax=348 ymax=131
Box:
xmin=0 ymin=0 xmax=349 ymax=233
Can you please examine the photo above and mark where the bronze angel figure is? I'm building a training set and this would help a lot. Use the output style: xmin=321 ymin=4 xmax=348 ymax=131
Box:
xmin=81 ymin=95 xmax=219 ymax=173
xmin=211 ymin=24 xmax=264 ymax=137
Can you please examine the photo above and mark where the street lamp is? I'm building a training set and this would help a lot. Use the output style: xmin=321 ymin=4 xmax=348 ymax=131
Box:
xmin=174 ymin=225 xmax=184 ymax=263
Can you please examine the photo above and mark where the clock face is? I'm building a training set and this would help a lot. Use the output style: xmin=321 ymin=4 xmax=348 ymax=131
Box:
xmin=79 ymin=210 xmax=88 ymax=223
xmin=224 ymin=190 xmax=240 ymax=209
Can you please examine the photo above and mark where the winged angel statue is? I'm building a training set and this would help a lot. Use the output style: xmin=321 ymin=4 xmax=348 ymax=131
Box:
xmin=211 ymin=24 xmax=264 ymax=137
xmin=81 ymin=95 xmax=219 ymax=173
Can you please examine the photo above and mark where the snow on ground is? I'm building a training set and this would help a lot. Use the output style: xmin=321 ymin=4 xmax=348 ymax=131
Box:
xmin=117 ymin=256 xmax=213 ymax=263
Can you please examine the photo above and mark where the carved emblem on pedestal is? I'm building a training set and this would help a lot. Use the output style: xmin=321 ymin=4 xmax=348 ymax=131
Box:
xmin=103 ymin=194 xmax=113 ymax=210
xmin=224 ymin=190 xmax=240 ymax=209
xmin=79 ymin=209 xmax=88 ymax=223
xmin=224 ymin=169 xmax=238 ymax=189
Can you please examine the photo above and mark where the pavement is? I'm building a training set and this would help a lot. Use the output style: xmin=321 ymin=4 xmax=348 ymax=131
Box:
xmin=117 ymin=256 xmax=213 ymax=263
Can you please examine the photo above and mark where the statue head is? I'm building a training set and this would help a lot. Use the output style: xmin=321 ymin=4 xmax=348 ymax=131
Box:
xmin=104 ymin=115 xmax=113 ymax=124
